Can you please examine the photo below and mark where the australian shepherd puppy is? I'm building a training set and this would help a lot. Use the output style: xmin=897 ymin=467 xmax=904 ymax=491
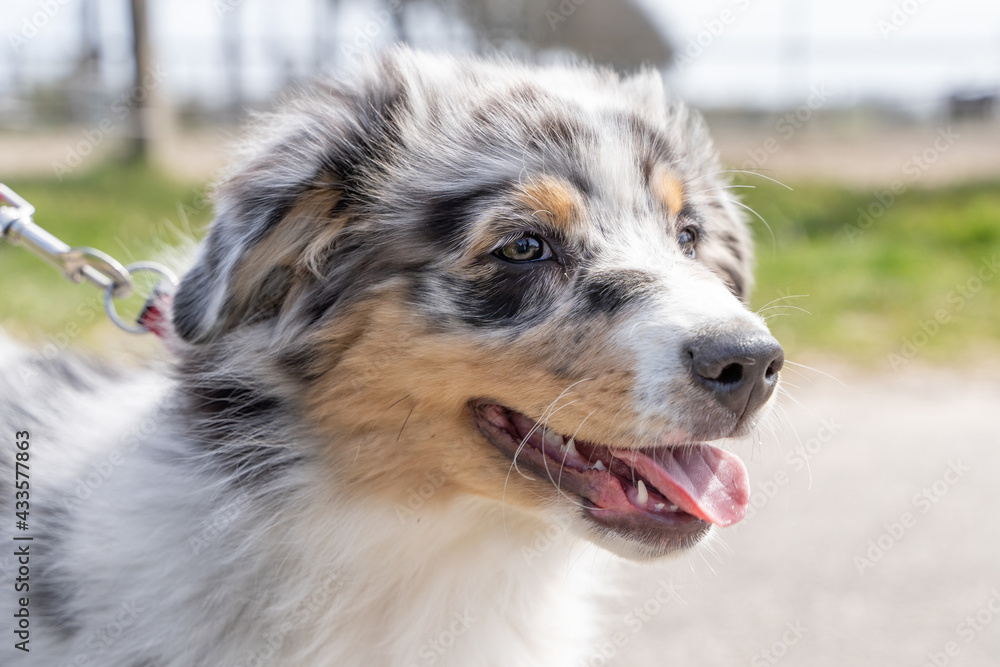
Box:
xmin=1 ymin=48 xmax=782 ymax=666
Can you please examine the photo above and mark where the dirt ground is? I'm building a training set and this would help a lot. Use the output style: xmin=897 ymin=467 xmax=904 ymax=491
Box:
xmin=2 ymin=119 xmax=999 ymax=187
xmin=604 ymin=363 xmax=1000 ymax=667
xmin=709 ymin=120 xmax=1000 ymax=188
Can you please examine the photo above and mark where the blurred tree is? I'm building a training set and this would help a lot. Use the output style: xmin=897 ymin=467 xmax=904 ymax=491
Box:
xmin=402 ymin=0 xmax=673 ymax=70
xmin=124 ymin=0 xmax=152 ymax=162
xmin=124 ymin=0 xmax=172 ymax=164
xmin=80 ymin=0 xmax=101 ymax=77
xmin=69 ymin=0 xmax=102 ymax=124
xmin=222 ymin=1 xmax=244 ymax=122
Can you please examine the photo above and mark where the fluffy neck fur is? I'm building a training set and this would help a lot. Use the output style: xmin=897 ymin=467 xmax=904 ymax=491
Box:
xmin=27 ymin=368 xmax=600 ymax=667
xmin=143 ymin=435 xmax=598 ymax=667
xmin=254 ymin=491 xmax=599 ymax=667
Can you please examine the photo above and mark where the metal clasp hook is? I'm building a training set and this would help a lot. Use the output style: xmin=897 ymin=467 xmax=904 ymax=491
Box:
xmin=1 ymin=183 xmax=177 ymax=334
xmin=1 ymin=183 xmax=134 ymax=298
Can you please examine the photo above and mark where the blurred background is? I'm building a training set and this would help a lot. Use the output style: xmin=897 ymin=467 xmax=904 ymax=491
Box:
xmin=1 ymin=1 xmax=998 ymax=666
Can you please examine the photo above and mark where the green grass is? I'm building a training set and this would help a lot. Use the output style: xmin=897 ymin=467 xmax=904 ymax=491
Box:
xmin=0 ymin=164 xmax=212 ymax=342
xmin=2 ymin=163 xmax=998 ymax=367
xmin=740 ymin=178 xmax=1000 ymax=367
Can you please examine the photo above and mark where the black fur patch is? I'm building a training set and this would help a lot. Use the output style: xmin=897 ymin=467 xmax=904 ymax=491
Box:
xmin=422 ymin=182 xmax=512 ymax=246
xmin=277 ymin=346 xmax=325 ymax=382
xmin=187 ymin=383 xmax=284 ymax=422
xmin=31 ymin=505 xmax=81 ymax=639
xmin=722 ymin=264 xmax=747 ymax=300
xmin=578 ymin=270 xmax=657 ymax=315
xmin=242 ymin=265 xmax=295 ymax=326
xmin=720 ymin=231 xmax=745 ymax=264
xmin=180 ymin=377 xmax=305 ymax=485
xmin=437 ymin=262 xmax=561 ymax=328
xmin=240 ymin=181 xmax=306 ymax=249
xmin=677 ymin=203 xmax=699 ymax=223
xmin=171 ymin=259 xmax=218 ymax=343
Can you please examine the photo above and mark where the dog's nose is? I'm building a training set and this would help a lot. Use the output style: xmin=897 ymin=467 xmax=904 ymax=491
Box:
xmin=685 ymin=329 xmax=784 ymax=418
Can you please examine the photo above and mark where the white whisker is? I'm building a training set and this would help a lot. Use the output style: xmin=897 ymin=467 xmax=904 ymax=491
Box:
xmin=714 ymin=169 xmax=794 ymax=190
xmin=783 ymin=359 xmax=847 ymax=387
xmin=726 ymin=197 xmax=777 ymax=252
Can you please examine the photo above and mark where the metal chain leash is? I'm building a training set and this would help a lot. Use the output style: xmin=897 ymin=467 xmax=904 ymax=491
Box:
xmin=0 ymin=183 xmax=177 ymax=335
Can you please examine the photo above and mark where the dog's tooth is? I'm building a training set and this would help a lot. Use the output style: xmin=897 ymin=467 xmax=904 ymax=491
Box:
xmin=592 ymin=460 xmax=606 ymax=471
xmin=543 ymin=428 xmax=564 ymax=450
xmin=636 ymin=480 xmax=648 ymax=506
xmin=669 ymin=503 xmax=679 ymax=512
xmin=564 ymin=436 xmax=579 ymax=458
xmin=654 ymin=503 xmax=665 ymax=511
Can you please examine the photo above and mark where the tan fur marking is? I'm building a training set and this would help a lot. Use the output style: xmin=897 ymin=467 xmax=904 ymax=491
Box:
xmin=652 ymin=166 xmax=686 ymax=218
xmin=516 ymin=176 xmax=582 ymax=232
xmin=302 ymin=294 xmax=645 ymax=513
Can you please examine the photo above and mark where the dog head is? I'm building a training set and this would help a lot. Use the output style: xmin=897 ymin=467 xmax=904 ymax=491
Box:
xmin=172 ymin=48 xmax=782 ymax=560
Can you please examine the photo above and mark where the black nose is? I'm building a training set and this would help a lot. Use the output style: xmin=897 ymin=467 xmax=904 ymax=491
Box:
xmin=686 ymin=329 xmax=784 ymax=418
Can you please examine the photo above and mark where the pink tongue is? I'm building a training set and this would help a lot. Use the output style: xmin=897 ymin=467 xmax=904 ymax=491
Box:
xmin=616 ymin=445 xmax=750 ymax=527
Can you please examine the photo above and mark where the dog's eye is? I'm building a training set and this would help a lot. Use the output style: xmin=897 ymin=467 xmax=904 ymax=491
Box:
xmin=678 ymin=226 xmax=699 ymax=259
xmin=494 ymin=234 xmax=552 ymax=262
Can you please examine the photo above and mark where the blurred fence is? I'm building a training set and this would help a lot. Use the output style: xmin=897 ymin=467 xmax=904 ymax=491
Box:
xmin=2 ymin=0 xmax=999 ymax=129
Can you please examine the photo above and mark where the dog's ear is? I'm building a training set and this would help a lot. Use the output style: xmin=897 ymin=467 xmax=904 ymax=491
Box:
xmin=172 ymin=70 xmax=409 ymax=344
xmin=171 ymin=172 xmax=346 ymax=344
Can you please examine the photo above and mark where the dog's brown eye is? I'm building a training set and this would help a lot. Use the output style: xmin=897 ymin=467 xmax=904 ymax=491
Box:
xmin=678 ymin=226 xmax=698 ymax=259
xmin=495 ymin=234 xmax=551 ymax=262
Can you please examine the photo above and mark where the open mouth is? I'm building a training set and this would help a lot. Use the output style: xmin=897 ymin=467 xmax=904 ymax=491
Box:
xmin=473 ymin=403 xmax=750 ymax=545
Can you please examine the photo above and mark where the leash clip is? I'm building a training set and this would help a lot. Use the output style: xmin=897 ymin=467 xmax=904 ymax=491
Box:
xmin=1 ymin=183 xmax=132 ymax=296
xmin=1 ymin=183 xmax=178 ymax=336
